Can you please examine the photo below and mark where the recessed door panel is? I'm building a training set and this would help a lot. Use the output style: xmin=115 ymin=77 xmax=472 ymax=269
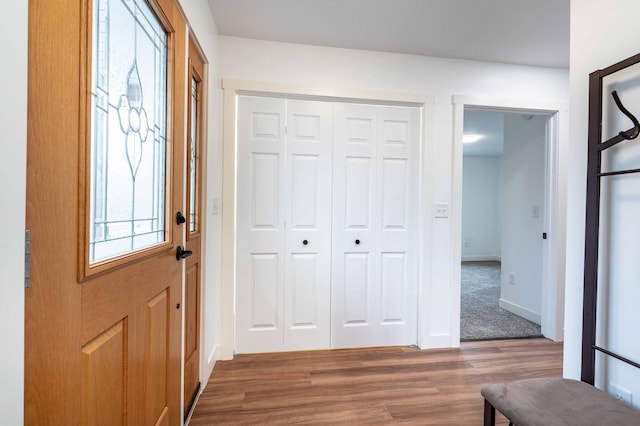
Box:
xmin=81 ymin=322 xmax=126 ymax=426
xmin=291 ymin=154 xmax=319 ymax=228
xmin=380 ymin=252 xmax=407 ymax=323
xmin=346 ymin=117 xmax=375 ymax=143
xmin=381 ymin=158 xmax=409 ymax=230
xmin=343 ymin=253 xmax=371 ymax=325
xmin=145 ymin=290 xmax=169 ymax=425
xmin=292 ymin=113 xmax=322 ymax=142
xmin=252 ymin=153 xmax=281 ymax=229
xmin=250 ymin=254 xmax=280 ymax=329
xmin=345 ymin=157 xmax=373 ymax=229
xmin=289 ymin=253 xmax=319 ymax=327
xmin=252 ymin=112 xmax=281 ymax=140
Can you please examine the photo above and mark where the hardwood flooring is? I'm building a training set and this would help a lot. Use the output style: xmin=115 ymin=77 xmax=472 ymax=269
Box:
xmin=189 ymin=338 xmax=563 ymax=425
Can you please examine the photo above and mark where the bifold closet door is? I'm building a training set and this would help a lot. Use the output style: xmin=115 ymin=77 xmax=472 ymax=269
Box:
xmin=331 ymin=104 xmax=419 ymax=349
xmin=236 ymin=96 xmax=332 ymax=353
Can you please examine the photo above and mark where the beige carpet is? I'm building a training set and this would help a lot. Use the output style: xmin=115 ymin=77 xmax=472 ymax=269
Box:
xmin=460 ymin=261 xmax=542 ymax=341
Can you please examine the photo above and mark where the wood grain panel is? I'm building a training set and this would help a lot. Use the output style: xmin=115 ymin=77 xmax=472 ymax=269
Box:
xmin=184 ymin=263 xmax=200 ymax=403
xmin=145 ymin=290 xmax=169 ymax=425
xmin=184 ymin=34 xmax=206 ymax=419
xmin=190 ymin=338 xmax=563 ymax=425
xmin=82 ymin=321 xmax=125 ymax=426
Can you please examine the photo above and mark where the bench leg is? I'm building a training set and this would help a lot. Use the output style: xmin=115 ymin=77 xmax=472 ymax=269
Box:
xmin=484 ymin=399 xmax=496 ymax=426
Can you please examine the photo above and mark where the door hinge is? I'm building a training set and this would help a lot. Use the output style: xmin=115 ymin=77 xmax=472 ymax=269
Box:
xmin=542 ymin=232 xmax=548 ymax=240
xmin=25 ymin=230 xmax=31 ymax=288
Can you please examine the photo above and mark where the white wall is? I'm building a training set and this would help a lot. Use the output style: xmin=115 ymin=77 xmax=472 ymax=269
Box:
xmin=567 ymin=0 xmax=640 ymax=405
xmin=219 ymin=36 xmax=569 ymax=347
xmin=462 ymin=156 xmax=502 ymax=261
xmin=500 ymin=114 xmax=546 ymax=324
xmin=178 ymin=0 xmax=224 ymax=384
xmin=0 ymin=1 xmax=28 ymax=424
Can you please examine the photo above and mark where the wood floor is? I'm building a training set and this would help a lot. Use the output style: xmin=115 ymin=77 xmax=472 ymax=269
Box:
xmin=189 ymin=338 xmax=563 ymax=425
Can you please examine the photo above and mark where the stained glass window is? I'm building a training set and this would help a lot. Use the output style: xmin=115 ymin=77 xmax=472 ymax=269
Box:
xmin=90 ymin=0 xmax=168 ymax=263
xmin=189 ymin=77 xmax=198 ymax=233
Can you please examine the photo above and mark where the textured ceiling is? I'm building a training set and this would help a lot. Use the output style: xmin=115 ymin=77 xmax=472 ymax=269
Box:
xmin=209 ymin=0 xmax=569 ymax=68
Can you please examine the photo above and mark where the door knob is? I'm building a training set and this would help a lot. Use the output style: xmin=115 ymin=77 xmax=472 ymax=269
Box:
xmin=303 ymin=240 xmax=308 ymax=245
xmin=176 ymin=246 xmax=193 ymax=260
xmin=176 ymin=211 xmax=186 ymax=225
xmin=355 ymin=239 xmax=360 ymax=245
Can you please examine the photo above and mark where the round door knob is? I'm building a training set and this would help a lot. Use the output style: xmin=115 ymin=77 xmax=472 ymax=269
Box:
xmin=303 ymin=240 xmax=308 ymax=245
xmin=355 ymin=239 xmax=360 ymax=245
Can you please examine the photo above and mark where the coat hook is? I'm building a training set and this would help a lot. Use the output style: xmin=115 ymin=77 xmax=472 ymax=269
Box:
xmin=612 ymin=90 xmax=640 ymax=140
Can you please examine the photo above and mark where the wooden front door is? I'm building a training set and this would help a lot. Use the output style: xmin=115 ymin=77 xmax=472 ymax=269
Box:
xmin=183 ymin=36 xmax=205 ymax=419
xmin=25 ymin=0 xmax=187 ymax=424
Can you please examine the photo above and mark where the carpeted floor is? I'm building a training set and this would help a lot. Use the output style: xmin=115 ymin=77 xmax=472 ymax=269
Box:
xmin=460 ymin=261 xmax=542 ymax=341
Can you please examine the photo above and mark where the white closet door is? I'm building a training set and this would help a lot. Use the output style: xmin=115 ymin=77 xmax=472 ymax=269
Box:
xmin=236 ymin=96 xmax=286 ymax=353
xmin=332 ymin=104 xmax=419 ymax=349
xmin=331 ymin=104 xmax=379 ymax=348
xmin=283 ymin=100 xmax=333 ymax=350
xmin=376 ymin=106 xmax=419 ymax=346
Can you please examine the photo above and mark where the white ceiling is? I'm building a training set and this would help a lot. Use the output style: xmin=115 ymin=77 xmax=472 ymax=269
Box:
xmin=208 ymin=0 xmax=569 ymax=68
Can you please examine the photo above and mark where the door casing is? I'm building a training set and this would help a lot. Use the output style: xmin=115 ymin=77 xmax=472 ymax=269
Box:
xmin=452 ymin=95 xmax=568 ymax=343
xmin=220 ymin=80 xmax=435 ymax=359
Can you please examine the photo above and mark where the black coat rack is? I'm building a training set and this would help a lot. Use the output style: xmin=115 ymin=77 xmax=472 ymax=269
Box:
xmin=583 ymin=52 xmax=640 ymax=384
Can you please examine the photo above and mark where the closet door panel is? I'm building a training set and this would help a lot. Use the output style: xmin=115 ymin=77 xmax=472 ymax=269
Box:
xmin=376 ymin=107 xmax=419 ymax=346
xmin=284 ymin=100 xmax=332 ymax=350
xmin=237 ymin=97 xmax=286 ymax=353
xmin=331 ymin=104 xmax=378 ymax=348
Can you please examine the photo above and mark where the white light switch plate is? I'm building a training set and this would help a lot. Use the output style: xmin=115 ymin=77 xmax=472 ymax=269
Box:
xmin=211 ymin=198 xmax=219 ymax=215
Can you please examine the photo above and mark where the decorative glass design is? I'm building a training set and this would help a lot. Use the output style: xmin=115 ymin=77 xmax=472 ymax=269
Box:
xmin=189 ymin=77 xmax=198 ymax=233
xmin=89 ymin=0 xmax=168 ymax=263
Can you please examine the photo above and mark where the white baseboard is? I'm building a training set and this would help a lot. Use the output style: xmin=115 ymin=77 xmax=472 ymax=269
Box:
xmin=420 ymin=334 xmax=453 ymax=349
xmin=202 ymin=346 xmax=218 ymax=386
xmin=499 ymin=298 xmax=541 ymax=325
xmin=461 ymin=255 xmax=501 ymax=262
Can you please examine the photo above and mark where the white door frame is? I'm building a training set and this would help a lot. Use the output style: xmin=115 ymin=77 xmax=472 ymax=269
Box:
xmin=219 ymin=79 xmax=435 ymax=359
xmin=452 ymin=95 xmax=568 ymax=342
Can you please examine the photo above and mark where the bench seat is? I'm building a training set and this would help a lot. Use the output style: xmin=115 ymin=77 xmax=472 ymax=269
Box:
xmin=481 ymin=378 xmax=640 ymax=426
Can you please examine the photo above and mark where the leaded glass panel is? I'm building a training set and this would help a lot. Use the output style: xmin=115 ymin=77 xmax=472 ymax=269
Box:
xmin=189 ymin=77 xmax=198 ymax=233
xmin=90 ymin=0 xmax=168 ymax=263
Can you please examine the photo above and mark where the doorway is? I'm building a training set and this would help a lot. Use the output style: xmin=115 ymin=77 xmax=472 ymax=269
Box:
xmin=451 ymin=96 xmax=567 ymax=342
xmin=460 ymin=109 xmax=547 ymax=340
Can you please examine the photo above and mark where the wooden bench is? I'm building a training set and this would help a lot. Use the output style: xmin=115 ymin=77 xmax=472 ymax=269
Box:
xmin=481 ymin=378 xmax=640 ymax=426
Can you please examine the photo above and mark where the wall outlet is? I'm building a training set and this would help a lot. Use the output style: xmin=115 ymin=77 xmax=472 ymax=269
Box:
xmin=609 ymin=383 xmax=633 ymax=405
xmin=508 ymin=272 xmax=516 ymax=285
xmin=434 ymin=202 xmax=449 ymax=218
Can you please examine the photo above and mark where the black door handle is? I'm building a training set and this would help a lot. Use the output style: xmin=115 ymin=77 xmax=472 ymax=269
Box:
xmin=303 ymin=240 xmax=308 ymax=245
xmin=176 ymin=246 xmax=193 ymax=260
xmin=355 ymin=239 xmax=360 ymax=245
xmin=176 ymin=211 xmax=186 ymax=225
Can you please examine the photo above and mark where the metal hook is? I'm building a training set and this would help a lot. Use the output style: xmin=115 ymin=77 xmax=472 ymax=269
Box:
xmin=612 ymin=91 xmax=640 ymax=140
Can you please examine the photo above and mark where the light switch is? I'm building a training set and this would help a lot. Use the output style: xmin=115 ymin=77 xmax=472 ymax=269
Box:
xmin=435 ymin=202 xmax=449 ymax=218
xmin=211 ymin=198 xmax=219 ymax=215
xmin=532 ymin=205 xmax=540 ymax=218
